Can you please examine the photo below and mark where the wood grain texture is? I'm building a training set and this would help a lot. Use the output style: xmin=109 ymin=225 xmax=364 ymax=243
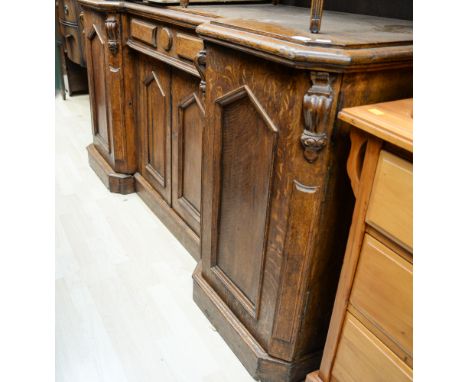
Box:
xmin=87 ymin=144 xmax=135 ymax=194
xmin=339 ymin=99 xmax=413 ymax=152
xmin=332 ymin=313 xmax=412 ymax=382
xmin=130 ymin=18 xmax=157 ymax=47
xmin=137 ymin=55 xmax=172 ymax=204
xmin=171 ymin=70 xmax=205 ymax=236
xmin=86 ymin=15 xmax=111 ymax=158
xmin=80 ymin=1 xmax=412 ymax=71
xmin=367 ymin=151 xmax=413 ymax=251
xmin=78 ymin=3 xmax=413 ymax=381
xmin=350 ymin=234 xmax=413 ymax=362
xmin=196 ymin=38 xmax=391 ymax=382
xmin=58 ymin=0 xmax=87 ymax=67
xmin=84 ymin=9 xmax=137 ymax=174
xmin=175 ymin=33 xmax=204 ymax=61
xmin=314 ymin=139 xmax=382 ymax=382
xmin=214 ymin=86 xmax=278 ymax=318
xmin=309 ymin=98 xmax=413 ymax=382
xmin=193 ymin=265 xmax=322 ymax=382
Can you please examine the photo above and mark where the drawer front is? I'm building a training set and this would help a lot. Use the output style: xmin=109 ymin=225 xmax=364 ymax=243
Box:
xmin=130 ymin=19 xmax=157 ymax=47
xmin=62 ymin=24 xmax=82 ymax=65
xmin=127 ymin=18 xmax=203 ymax=75
xmin=332 ymin=313 xmax=412 ymax=382
xmin=367 ymin=150 xmax=412 ymax=251
xmin=58 ymin=0 xmax=77 ymax=23
xmin=175 ymin=33 xmax=204 ymax=61
xmin=350 ymin=234 xmax=413 ymax=358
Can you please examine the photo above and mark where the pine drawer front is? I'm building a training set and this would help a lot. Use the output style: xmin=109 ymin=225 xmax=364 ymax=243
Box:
xmin=350 ymin=234 xmax=413 ymax=359
xmin=332 ymin=313 xmax=412 ymax=382
xmin=366 ymin=151 xmax=413 ymax=251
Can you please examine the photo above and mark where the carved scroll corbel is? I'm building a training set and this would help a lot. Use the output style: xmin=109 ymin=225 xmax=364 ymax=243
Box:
xmin=194 ymin=50 xmax=207 ymax=94
xmin=300 ymin=72 xmax=333 ymax=163
xmin=105 ymin=16 xmax=119 ymax=56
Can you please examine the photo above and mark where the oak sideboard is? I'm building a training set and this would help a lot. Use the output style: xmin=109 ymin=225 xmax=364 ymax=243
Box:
xmin=77 ymin=1 xmax=412 ymax=380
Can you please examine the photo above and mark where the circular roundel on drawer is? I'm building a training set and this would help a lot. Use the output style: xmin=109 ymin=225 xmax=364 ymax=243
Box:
xmin=159 ymin=28 xmax=173 ymax=52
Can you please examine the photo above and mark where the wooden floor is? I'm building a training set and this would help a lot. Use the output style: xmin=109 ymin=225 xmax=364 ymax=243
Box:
xmin=55 ymin=95 xmax=255 ymax=382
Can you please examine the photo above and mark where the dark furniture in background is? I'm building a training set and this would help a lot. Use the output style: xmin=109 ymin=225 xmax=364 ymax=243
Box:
xmin=78 ymin=1 xmax=413 ymax=381
xmin=56 ymin=0 xmax=88 ymax=96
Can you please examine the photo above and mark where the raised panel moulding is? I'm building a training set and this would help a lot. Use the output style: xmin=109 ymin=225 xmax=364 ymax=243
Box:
xmin=144 ymin=71 xmax=167 ymax=187
xmin=213 ymin=86 xmax=277 ymax=319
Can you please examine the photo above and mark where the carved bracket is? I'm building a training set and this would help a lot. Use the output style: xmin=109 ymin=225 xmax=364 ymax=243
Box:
xmin=300 ymin=72 xmax=333 ymax=163
xmin=194 ymin=50 xmax=207 ymax=95
xmin=105 ymin=16 xmax=119 ymax=56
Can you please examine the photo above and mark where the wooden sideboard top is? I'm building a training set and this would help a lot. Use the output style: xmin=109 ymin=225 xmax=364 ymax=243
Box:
xmin=180 ymin=5 xmax=412 ymax=48
xmin=338 ymin=98 xmax=413 ymax=152
xmin=78 ymin=0 xmax=412 ymax=71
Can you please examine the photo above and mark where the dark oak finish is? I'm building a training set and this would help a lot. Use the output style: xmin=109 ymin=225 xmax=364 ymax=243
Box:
xmin=171 ymin=70 xmax=205 ymax=236
xmin=56 ymin=0 xmax=89 ymax=96
xmin=87 ymin=144 xmax=135 ymax=194
xmin=137 ymin=54 xmax=172 ymax=203
xmin=78 ymin=1 xmax=412 ymax=380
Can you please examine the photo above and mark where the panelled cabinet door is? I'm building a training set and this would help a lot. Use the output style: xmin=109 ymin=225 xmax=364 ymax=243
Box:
xmin=137 ymin=55 xmax=172 ymax=203
xmin=171 ymin=71 xmax=204 ymax=236
xmin=85 ymin=12 xmax=112 ymax=164
xmin=204 ymin=83 xmax=279 ymax=322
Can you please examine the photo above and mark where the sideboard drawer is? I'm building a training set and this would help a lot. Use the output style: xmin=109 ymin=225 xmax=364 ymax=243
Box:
xmin=332 ymin=313 xmax=413 ymax=382
xmin=367 ymin=150 xmax=413 ymax=251
xmin=130 ymin=19 xmax=157 ymax=47
xmin=127 ymin=19 xmax=203 ymax=76
xmin=175 ymin=33 xmax=204 ymax=62
xmin=350 ymin=234 xmax=413 ymax=358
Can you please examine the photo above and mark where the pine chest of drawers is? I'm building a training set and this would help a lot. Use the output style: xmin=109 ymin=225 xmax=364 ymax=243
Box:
xmin=307 ymin=98 xmax=413 ymax=382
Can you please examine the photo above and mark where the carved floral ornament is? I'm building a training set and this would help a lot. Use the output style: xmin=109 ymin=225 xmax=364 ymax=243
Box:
xmin=105 ymin=16 xmax=119 ymax=55
xmin=300 ymin=72 xmax=333 ymax=163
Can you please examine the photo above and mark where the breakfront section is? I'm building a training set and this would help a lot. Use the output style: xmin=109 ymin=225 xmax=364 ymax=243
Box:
xmin=193 ymin=13 xmax=412 ymax=382
xmin=82 ymin=7 xmax=136 ymax=194
xmin=194 ymin=44 xmax=352 ymax=382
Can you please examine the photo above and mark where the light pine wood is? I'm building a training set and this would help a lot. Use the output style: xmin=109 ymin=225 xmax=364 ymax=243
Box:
xmin=350 ymin=234 xmax=413 ymax=361
xmin=367 ymin=151 xmax=413 ymax=252
xmin=307 ymin=99 xmax=413 ymax=382
xmin=332 ymin=313 xmax=412 ymax=382
xmin=314 ymin=139 xmax=383 ymax=382
xmin=338 ymin=99 xmax=413 ymax=153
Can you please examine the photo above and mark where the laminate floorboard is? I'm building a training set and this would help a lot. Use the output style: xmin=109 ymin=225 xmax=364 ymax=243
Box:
xmin=55 ymin=95 xmax=255 ymax=382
